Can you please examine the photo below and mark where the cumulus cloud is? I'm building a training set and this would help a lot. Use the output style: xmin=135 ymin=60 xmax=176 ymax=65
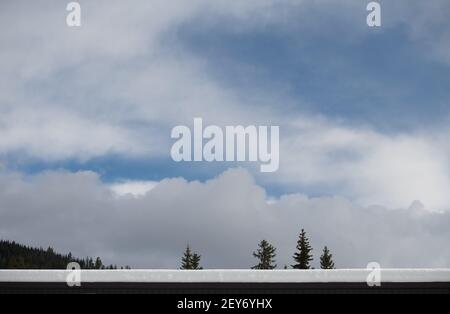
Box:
xmin=109 ymin=180 xmax=158 ymax=198
xmin=0 ymin=168 xmax=449 ymax=268
xmin=2 ymin=0 xmax=449 ymax=159
xmin=0 ymin=106 xmax=148 ymax=161
xmin=271 ymin=116 xmax=450 ymax=211
xmin=0 ymin=0 xmax=275 ymax=161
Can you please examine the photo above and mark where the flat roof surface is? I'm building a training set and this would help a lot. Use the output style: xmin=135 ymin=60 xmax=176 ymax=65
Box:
xmin=1 ymin=269 xmax=449 ymax=283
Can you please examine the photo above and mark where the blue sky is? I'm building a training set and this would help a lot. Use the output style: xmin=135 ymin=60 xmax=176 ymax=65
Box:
xmin=175 ymin=12 xmax=450 ymax=131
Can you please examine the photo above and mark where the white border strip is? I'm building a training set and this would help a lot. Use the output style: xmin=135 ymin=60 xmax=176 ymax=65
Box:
xmin=0 ymin=269 xmax=449 ymax=283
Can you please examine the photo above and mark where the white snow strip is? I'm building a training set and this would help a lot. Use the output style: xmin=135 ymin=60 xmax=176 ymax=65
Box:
xmin=0 ymin=269 xmax=449 ymax=283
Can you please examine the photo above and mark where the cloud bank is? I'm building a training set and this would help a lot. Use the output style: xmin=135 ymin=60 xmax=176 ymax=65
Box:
xmin=0 ymin=168 xmax=448 ymax=268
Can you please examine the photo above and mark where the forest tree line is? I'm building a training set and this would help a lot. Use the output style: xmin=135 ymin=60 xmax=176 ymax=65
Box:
xmin=0 ymin=240 xmax=129 ymax=270
xmin=1 ymin=229 xmax=334 ymax=270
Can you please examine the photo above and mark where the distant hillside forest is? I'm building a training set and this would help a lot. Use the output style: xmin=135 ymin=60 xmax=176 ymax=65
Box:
xmin=0 ymin=240 xmax=129 ymax=269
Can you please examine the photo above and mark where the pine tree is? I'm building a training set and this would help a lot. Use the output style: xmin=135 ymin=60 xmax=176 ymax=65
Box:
xmin=320 ymin=246 xmax=335 ymax=269
xmin=94 ymin=257 xmax=103 ymax=269
xmin=252 ymin=240 xmax=277 ymax=270
xmin=292 ymin=229 xmax=313 ymax=269
xmin=181 ymin=245 xmax=203 ymax=270
xmin=191 ymin=253 xmax=203 ymax=270
xmin=181 ymin=245 xmax=193 ymax=270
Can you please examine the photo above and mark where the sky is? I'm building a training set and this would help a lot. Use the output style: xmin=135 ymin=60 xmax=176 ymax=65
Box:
xmin=0 ymin=0 xmax=450 ymax=268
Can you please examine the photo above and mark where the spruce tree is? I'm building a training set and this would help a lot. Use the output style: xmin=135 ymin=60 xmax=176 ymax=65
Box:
xmin=181 ymin=245 xmax=193 ymax=270
xmin=94 ymin=257 xmax=103 ymax=269
xmin=292 ymin=229 xmax=313 ymax=269
xmin=252 ymin=240 xmax=277 ymax=270
xmin=181 ymin=245 xmax=203 ymax=270
xmin=320 ymin=246 xmax=335 ymax=269
xmin=191 ymin=253 xmax=203 ymax=270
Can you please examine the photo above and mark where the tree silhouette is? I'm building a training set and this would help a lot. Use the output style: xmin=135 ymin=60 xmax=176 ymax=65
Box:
xmin=181 ymin=245 xmax=203 ymax=270
xmin=292 ymin=229 xmax=313 ymax=269
xmin=95 ymin=257 xmax=103 ymax=269
xmin=252 ymin=240 xmax=277 ymax=270
xmin=191 ymin=253 xmax=203 ymax=270
xmin=181 ymin=245 xmax=193 ymax=270
xmin=320 ymin=246 xmax=335 ymax=269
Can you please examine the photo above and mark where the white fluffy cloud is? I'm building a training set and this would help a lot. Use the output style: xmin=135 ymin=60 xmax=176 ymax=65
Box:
xmin=0 ymin=0 xmax=276 ymax=160
xmin=0 ymin=168 xmax=449 ymax=268
xmin=109 ymin=180 xmax=158 ymax=198
xmin=0 ymin=106 xmax=148 ymax=160
xmin=272 ymin=116 xmax=450 ymax=211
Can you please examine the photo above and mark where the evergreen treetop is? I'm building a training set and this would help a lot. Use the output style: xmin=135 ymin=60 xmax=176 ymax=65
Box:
xmin=292 ymin=229 xmax=313 ymax=269
xmin=252 ymin=240 xmax=277 ymax=270
xmin=181 ymin=245 xmax=203 ymax=270
xmin=320 ymin=246 xmax=335 ymax=269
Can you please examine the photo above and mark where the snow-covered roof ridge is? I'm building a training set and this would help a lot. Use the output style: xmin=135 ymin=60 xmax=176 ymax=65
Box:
xmin=1 ymin=269 xmax=449 ymax=283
